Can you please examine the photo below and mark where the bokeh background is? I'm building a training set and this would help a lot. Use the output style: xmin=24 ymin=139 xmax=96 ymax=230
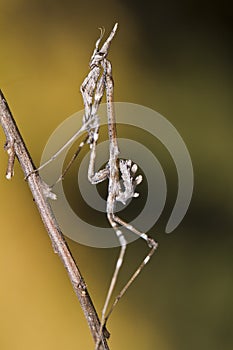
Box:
xmin=0 ymin=1 xmax=232 ymax=349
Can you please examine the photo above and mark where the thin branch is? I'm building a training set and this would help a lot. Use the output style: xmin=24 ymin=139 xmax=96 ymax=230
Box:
xmin=0 ymin=89 xmax=110 ymax=350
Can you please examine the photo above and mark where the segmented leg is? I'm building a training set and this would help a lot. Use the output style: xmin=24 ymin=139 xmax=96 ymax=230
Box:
xmin=94 ymin=212 xmax=127 ymax=350
xmin=51 ymin=134 xmax=89 ymax=187
xmin=105 ymin=215 xmax=158 ymax=322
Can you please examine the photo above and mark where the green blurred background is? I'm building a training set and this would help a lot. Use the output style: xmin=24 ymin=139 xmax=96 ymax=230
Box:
xmin=0 ymin=1 xmax=232 ymax=349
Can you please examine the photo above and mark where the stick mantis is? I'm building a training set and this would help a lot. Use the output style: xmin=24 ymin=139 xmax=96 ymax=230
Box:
xmin=32 ymin=23 xmax=158 ymax=349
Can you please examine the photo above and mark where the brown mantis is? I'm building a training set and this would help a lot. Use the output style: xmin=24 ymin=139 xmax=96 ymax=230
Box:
xmin=32 ymin=23 xmax=158 ymax=349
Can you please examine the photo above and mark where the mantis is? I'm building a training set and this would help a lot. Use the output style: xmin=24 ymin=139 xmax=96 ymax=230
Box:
xmin=33 ymin=23 xmax=158 ymax=349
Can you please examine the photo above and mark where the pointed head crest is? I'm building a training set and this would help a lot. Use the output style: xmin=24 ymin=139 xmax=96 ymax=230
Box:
xmin=89 ymin=23 xmax=118 ymax=68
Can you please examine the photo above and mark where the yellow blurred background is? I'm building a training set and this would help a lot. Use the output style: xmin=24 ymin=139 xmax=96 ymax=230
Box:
xmin=0 ymin=1 xmax=232 ymax=349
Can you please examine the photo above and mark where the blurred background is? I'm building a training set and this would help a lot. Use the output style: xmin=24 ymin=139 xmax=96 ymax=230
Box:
xmin=0 ymin=1 xmax=232 ymax=349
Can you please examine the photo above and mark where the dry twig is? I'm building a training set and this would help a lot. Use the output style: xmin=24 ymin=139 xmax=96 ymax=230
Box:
xmin=0 ymin=89 xmax=110 ymax=350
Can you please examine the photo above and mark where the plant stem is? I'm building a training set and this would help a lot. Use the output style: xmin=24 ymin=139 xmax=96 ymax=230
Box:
xmin=0 ymin=89 xmax=110 ymax=350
